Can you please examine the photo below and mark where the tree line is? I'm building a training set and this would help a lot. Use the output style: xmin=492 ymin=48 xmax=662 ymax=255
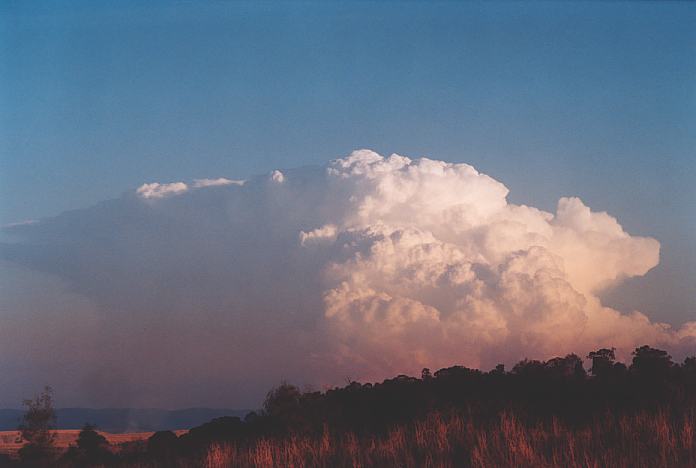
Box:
xmin=6 ymin=345 xmax=696 ymax=467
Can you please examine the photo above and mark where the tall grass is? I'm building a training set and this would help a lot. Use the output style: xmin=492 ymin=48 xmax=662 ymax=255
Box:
xmin=202 ymin=409 xmax=696 ymax=468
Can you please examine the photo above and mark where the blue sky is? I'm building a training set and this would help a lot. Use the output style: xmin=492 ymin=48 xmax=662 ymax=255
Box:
xmin=0 ymin=0 xmax=695 ymax=397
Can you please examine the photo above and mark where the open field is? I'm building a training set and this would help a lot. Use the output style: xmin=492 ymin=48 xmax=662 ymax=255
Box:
xmin=0 ymin=429 xmax=188 ymax=458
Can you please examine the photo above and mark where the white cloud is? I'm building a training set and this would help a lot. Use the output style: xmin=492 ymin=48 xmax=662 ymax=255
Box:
xmin=270 ymin=170 xmax=285 ymax=183
xmin=299 ymin=224 xmax=338 ymax=246
xmin=2 ymin=149 xmax=693 ymax=406
xmin=2 ymin=219 xmax=38 ymax=229
xmin=193 ymin=178 xmax=245 ymax=188
xmin=136 ymin=182 xmax=188 ymax=199
xmin=313 ymin=152 xmax=687 ymax=373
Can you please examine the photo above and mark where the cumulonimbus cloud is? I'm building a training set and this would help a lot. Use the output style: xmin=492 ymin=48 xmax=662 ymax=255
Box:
xmin=1 ymin=150 xmax=694 ymax=405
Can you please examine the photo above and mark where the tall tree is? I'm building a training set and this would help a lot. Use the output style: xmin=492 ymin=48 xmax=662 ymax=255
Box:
xmin=18 ymin=386 xmax=57 ymax=466
xmin=587 ymin=348 xmax=616 ymax=378
xmin=630 ymin=346 xmax=673 ymax=378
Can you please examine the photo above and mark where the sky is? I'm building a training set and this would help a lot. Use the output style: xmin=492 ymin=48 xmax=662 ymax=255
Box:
xmin=0 ymin=1 xmax=695 ymax=409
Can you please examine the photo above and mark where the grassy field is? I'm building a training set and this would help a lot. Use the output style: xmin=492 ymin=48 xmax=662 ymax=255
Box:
xmin=2 ymin=410 xmax=693 ymax=466
xmin=201 ymin=410 xmax=695 ymax=468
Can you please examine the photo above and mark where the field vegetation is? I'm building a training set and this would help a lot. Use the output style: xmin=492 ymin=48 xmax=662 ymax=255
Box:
xmin=3 ymin=345 xmax=695 ymax=467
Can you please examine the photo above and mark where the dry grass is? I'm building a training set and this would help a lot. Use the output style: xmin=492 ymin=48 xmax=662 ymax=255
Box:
xmin=5 ymin=410 xmax=693 ymax=467
xmin=202 ymin=410 xmax=696 ymax=468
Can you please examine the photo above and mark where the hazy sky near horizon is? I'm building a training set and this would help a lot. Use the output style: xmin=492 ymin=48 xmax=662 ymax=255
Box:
xmin=1 ymin=1 xmax=695 ymax=408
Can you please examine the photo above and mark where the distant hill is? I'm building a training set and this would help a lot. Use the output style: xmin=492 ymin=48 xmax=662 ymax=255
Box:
xmin=0 ymin=408 xmax=250 ymax=433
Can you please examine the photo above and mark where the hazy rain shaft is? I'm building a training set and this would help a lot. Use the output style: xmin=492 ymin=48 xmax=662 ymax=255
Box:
xmin=2 ymin=150 xmax=694 ymax=407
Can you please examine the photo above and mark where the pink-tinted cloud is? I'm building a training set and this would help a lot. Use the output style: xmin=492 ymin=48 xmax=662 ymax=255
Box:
xmin=1 ymin=150 xmax=693 ymax=407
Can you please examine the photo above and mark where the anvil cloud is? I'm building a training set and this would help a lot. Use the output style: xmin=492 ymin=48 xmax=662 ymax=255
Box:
xmin=2 ymin=150 xmax=694 ymax=406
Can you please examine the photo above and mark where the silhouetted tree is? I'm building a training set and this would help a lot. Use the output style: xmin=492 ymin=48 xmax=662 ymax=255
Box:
xmin=682 ymin=356 xmax=696 ymax=389
xmin=588 ymin=348 xmax=616 ymax=378
xmin=630 ymin=345 xmax=673 ymax=379
xmin=147 ymin=430 xmax=178 ymax=462
xmin=263 ymin=382 xmax=303 ymax=431
xmin=18 ymin=386 xmax=56 ymax=467
xmin=433 ymin=365 xmax=480 ymax=380
xmin=79 ymin=424 xmax=110 ymax=459
xmin=244 ymin=411 xmax=260 ymax=424
xmin=62 ymin=424 xmax=113 ymax=466
xmin=612 ymin=362 xmax=628 ymax=377
xmin=511 ymin=359 xmax=546 ymax=377
xmin=178 ymin=416 xmax=246 ymax=456
xmin=546 ymin=354 xmax=586 ymax=379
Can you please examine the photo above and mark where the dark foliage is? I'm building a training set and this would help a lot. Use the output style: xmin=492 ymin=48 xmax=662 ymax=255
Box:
xmin=113 ymin=345 xmax=694 ymax=466
xmin=145 ymin=431 xmax=178 ymax=464
xmin=7 ymin=345 xmax=696 ymax=467
xmin=60 ymin=424 xmax=114 ymax=467
xmin=17 ymin=387 xmax=56 ymax=468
